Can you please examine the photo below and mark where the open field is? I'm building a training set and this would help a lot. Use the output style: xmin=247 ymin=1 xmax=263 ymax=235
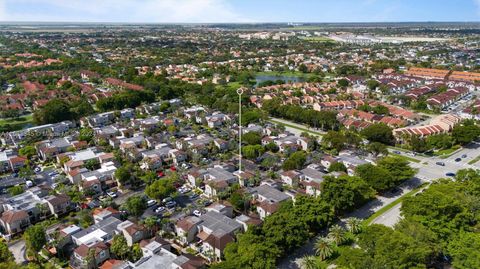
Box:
xmin=299 ymin=36 xmax=335 ymax=42
xmin=0 ymin=114 xmax=34 ymax=131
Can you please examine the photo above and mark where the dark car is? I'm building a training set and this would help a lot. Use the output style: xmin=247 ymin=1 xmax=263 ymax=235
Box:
xmin=455 ymin=158 xmax=462 ymax=162
xmin=446 ymin=172 xmax=456 ymax=177
xmin=436 ymin=162 xmax=445 ymax=166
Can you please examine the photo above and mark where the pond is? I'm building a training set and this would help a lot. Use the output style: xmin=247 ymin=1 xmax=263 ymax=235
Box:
xmin=255 ymin=74 xmax=306 ymax=87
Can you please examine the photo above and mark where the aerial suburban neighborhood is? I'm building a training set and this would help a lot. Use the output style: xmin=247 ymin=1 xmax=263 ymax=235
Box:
xmin=1 ymin=1 xmax=480 ymax=269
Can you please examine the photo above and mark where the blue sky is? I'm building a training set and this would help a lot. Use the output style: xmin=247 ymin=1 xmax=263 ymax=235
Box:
xmin=0 ymin=0 xmax=479 ymax=23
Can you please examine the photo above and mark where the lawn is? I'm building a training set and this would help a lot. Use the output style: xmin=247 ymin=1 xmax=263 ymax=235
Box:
xmin=390 ymin=152 xmax=421 ymax=163
xmin=0 ymin=114 xmax=34 ymax=131
xmin=268 ymin=119 xmax=323 ymax=137
xmin=434 ymin=145 xmax=461 ymax=159
xmin=468 ymin=155 xmax=480 ymax=165
xmin=364 ymin=183 xmax=428 ymax=225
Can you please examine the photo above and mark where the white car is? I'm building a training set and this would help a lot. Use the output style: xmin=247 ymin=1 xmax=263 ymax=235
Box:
xmin=193 ymin=210 xmax=202 ymax=217
xmin=107 ymin=191 xmax=117 ymax=198
xmin=155 ymin=206 xmax=166 ymax=214
xmin=147 ymin=200 xmax=157 ymax=207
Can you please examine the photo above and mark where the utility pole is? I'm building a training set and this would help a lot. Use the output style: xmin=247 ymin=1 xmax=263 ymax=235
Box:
xmin=237 ymin=88 xmax=244 ymax=175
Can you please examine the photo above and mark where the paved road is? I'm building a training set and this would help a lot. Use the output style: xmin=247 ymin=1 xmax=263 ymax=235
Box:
xmin=269 ymin=117 xmax=324 ymax=139
xmin=8 ymin=239 xmax=27 ymax=264
xmin=371 ymin=201 xmax=402 ymax=227
xmin=275 ymin=120 xmax=480 ymax=268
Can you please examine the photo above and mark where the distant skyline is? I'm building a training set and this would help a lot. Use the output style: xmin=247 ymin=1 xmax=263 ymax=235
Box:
xmin=0 ymin=0 xmax=480 ymax=23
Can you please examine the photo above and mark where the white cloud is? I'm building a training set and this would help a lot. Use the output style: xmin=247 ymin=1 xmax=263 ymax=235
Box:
xmin=1 ymin=0 xmax=251 ymax=23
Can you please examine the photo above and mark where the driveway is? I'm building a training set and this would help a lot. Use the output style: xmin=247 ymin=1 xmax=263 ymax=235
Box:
xmin=9 ymin=239 xmax=27 ymax=264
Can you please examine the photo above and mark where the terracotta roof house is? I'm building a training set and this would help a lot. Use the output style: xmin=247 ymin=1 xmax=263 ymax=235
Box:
xmin=0 ymin=210 xmax=30 ymax=235
xmin=406 ymin=67 xmax=450 ymax=80
xmin=71 ymin=241 xmax=110 ymax=269
xmin=175 ymin=216 xmax=203 ymax=245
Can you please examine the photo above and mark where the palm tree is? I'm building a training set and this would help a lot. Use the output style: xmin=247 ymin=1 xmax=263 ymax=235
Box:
xmin=35 ymin=203 xmax=49 ymax=220
xmin=346 ymin=217 xmax=362 ymax=234
xmin=314 ymin=236 xmax=334 ymax=261
xmin=143 ymin=216 xmax=159 ymax=237
xmin=300 ymin=255 xmax=318 ymax=269
xmin=328 ymin=224 xmax=346 ymax=246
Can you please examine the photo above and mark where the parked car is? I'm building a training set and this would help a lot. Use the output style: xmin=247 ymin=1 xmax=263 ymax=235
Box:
xmin=189 ymin=193 xmax=199 ymax=200
xmin=393 ymin=150 xmax=401 ymax=154
xmin=165 ymin=201 xmax=177 ymax=208
xmin=155 ymin=206 xmax=166 ymax=214
xmin=106 ymin=191 xmax=117 ymax=198
xmin=436 ymin=162 xmax=445 ymax=166
xmin=34 ymin=167 xmax=41 ymax=173
xmin=446 ymin=172 xmax=456 ymax=177
xmin=147 ymin=200 xmax=157 ymax=207
xmin=162 ymin=197 xmax=172 ymax=204
xmin=193 ymin=210 xmax=202 ymax=217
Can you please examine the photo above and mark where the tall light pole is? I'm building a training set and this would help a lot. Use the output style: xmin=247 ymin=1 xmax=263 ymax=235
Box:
xmin=237 ymin=88 xmax=244 ymax=175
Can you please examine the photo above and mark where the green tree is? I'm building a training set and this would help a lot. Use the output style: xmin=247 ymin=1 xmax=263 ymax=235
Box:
xmin=115 ymin=165 xmax=133 ymax=185
xmin=321 ymin=175 xmax=375 ymax=212
xmin=337 ymin=79 xmax=350 ymax=88
xmin=366 ymin=142 xmax=388 ymax=157
xmin=361 ymin=123 xmax=394 ymax=145
xmin=452 ymin=123 xmax=480 ymax=145
xmin=321 ymin=131 xmax=346 ymax=152
xmin=346 ymin=217 xmax=362 ymax=234
xmin=79 ymin=128 xmax=94 ymax=143
xmin=110 ymin=235 xmax=130 ymax=260
xmin=282 ymin=151 xmax=307 ymax=170
xmin=33 ymin=99 xmax=74 ymax=124
xmin=335 ymin=247 xmax=373 ymax=268
xmin=242 ymin=145 xmax=265 ymax=160
xmin=220 ymin=228 xmax=281 ymax=269
xmin=122 ymin=195 xmax=147 ymax=217
xmin=372 ymin=105 xmax=389 ymax=115
xmin=355 ymin=163 xmax=395 ymax=191
xmin=314 ymin=237 xmax=334 ymax=261
xmin=145 ymin=173 xmax=177 ymax=200
xmin=447 ymin=232 xmax=480 ymax=269
xmin=24 ymin=224 xmax=46 ymax=259
xmin=242 ymin=132 xmax=262 ymax=145
xmin=84 ymin=158 xmax=100 ymax=170
xmin=377 ymin=156 xmax=416 ymax=185
xmin=130 ymin=243 xmax=143 ymax=262
xmin=19 ymin=145 xmax=36 ymax=158
xmin=299 ymin=255 xmax=318 ymax=269
xmin=366 ymin=79 xmax=380 ymax=91
xmin=327 ymin=162 xmax=347 ymax=173
xmin=328 ymin=224 xmax=346 ymax=246
xmin=0 ymin=241 xmax=14 ymax=263
xmin=426 ymin=134 xmax=453 ymax=150
xmin=78 ymin=209 xmax=94 ymax=228
xmin=8 ymin=185 xmax=24 ymax=196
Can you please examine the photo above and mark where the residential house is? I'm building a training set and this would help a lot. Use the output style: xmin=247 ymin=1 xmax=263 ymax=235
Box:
xmin=251 ymin=185 xmax=290 ymax=219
